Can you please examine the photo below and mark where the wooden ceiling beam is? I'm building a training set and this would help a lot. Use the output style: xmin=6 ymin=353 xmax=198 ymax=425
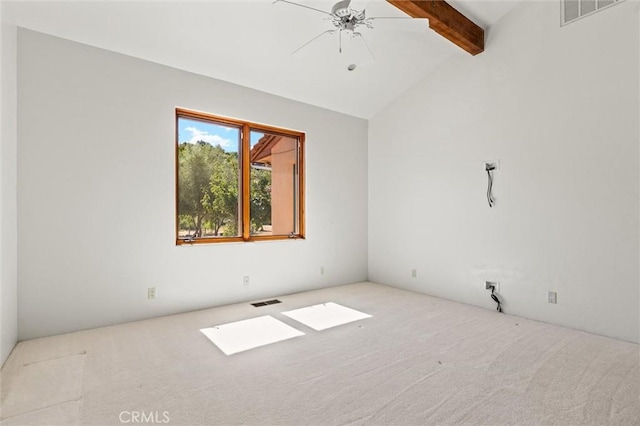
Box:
xmin=386 ymin=0 xmax=484 ymax=55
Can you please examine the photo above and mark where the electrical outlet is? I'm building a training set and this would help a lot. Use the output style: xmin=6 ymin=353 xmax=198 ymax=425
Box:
xmin=147 ymin=287 xmax=156 ymax=300
xmin=411 ymin=269 xmax=417 ymax=278
xmin=320 ymin=266 xmax=325 ymax=275
xmin=548 ymin=291 xmax=557 ymax=304
xmin=485 ymin=281 xmax=500 ymax=292
xmin=243 ymin=276 xmax=250 ymax=287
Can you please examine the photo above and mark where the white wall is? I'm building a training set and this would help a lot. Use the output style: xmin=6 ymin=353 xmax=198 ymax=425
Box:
xmin=17 ymin=29 xmax=368 ymax=340
xmin=369 ymin=0 xmax=640 ymax=343
xmin=1 ymin=21 xmax=18 ymax=366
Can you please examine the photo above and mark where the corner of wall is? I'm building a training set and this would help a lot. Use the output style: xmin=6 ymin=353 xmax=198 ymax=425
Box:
xmin=1 ymin=21 xmax=19 ymax=366
xmin=637 ymin=0 xmax=640 ymax=345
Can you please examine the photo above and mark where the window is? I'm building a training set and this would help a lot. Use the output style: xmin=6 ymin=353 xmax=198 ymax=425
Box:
xmin=176 ymin=108 xmax=305 ymax=244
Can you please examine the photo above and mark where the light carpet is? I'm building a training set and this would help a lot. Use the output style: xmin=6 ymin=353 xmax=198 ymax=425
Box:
xmin=1 ymin=282 xmax=639 ymax=425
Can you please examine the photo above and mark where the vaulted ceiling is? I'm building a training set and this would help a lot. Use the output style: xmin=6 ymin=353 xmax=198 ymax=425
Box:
xmin=2 ymin=0 xmax=520 ymax=118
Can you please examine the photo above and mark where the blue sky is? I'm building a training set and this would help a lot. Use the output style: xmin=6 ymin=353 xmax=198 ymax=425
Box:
xmin=178 ymin=117 xmax=264 ymax=153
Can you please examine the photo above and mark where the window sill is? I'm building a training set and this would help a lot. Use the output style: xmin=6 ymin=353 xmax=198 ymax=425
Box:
xmin=176 ymin=235 xmax=305 ymax=246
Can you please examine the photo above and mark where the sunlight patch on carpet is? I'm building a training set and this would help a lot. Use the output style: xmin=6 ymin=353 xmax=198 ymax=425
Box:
xmin=200 ymin=315 xmax=304 ymax=355
xmin=282 ymin=302 xmax=372 ymax=331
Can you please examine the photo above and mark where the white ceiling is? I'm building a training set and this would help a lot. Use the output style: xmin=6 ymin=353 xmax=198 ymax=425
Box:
xmin=2 ymin=0 xmax=520 ymax=118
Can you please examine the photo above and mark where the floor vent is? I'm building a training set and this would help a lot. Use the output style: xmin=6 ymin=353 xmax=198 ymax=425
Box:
xmin=251 ymin=299 xmax=282 ymax=307
xmin=562 ymin=0 xmax=623 ymax=26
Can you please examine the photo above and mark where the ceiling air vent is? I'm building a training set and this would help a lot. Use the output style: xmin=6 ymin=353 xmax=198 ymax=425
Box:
xmin=562 ymin=0 xmax=624 ymax=26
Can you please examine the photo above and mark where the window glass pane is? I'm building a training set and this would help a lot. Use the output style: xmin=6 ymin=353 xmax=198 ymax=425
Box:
xmin=177 ymin=117 xmax=240 ymax=240
xmin=249 ymin=130 xmax=298 ymax=236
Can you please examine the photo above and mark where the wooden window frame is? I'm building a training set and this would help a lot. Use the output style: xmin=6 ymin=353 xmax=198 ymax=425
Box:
xmin=175 ymin=108 xmax=305 ymax=245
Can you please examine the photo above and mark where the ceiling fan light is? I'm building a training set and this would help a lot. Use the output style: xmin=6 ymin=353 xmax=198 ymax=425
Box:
xmin=331 ymin=0 xmax=352 ymax=17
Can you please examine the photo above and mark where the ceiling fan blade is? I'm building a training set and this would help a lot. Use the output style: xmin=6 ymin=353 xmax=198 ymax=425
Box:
xmin=365 ymin=16 xmax=428 ymax=29
xmin=366 ymin=17 xmax=429 ymax=20
xmin=292 ymin=29 xmax=336 ymax=55
xmin=273 ymin=0 xmax=332 ymax=16
xmin=353 ymin=32 xmax=375 ymax=62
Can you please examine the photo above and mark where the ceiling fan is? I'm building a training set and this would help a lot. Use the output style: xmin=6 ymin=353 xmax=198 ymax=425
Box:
xmin=274 ymin=0 xmax=422 ymax=58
